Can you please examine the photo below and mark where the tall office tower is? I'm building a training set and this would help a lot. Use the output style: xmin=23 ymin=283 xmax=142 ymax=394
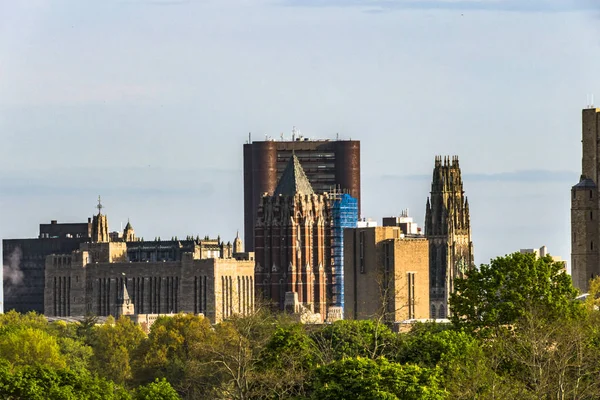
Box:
xmin=243 ymin=135 xmax=360 ymax=251
xmin=425 ymin=155 xmax=474 ymax=319
xmin=572 ymin=107 xmax=600 ymax=291
xmin=254 ymin=155 xmax=331 ymax=321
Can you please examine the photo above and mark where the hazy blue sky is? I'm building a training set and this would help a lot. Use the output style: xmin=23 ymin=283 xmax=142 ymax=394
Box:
xmin=1 ymin=0 xmax=599 ymax=266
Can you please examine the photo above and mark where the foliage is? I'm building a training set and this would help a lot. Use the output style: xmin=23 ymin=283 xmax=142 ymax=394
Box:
xmin=135 ymin=378 xmax=180 ymax=400
xmin=0 ymin=361 xmax=131 ymax=400
xmin=309 ymin=319 xmax=400 ymax=362
xmin=0 ymin=327 xmax=66 ymax=369
xmin=450 ymin=252 xmax=581 ymax=332
xmin=307 ymin=357 xmax=446 ymax=400
xmin=90 ymin=316 xmax=145 ymax=384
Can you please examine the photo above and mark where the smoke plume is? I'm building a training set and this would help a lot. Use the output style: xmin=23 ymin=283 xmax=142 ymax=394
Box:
xmin=3 ymin=247 xmax=24 ymax=287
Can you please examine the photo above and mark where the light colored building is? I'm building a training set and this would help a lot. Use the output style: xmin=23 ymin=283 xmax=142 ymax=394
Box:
xmin=382 ymin=209 xmax=424 ymax=236
xmin=44 ymin=208 xmax=255 ymax=324
xmin=344 ymin=226 xmax=430 ymax=323
xmin=520 ymin=246 xmax=567 ymax=271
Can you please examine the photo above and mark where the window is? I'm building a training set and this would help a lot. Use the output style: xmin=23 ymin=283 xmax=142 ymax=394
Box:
xmin=591 ymin=211 xmax=594 ymax=220
xmin=359 ymin=231 xmax=365 ymax=274
xmin=592 ymin=241 xmax=594 ymax=251
xmin=591 ymin=190 xmax=594 ymax=199
xmin=431 ymin=304 xmax=436 ymax=319
xmin=407 ymin=272 xmax=415 ymax=319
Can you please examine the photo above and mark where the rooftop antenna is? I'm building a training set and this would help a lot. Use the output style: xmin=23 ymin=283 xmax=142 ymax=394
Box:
xmin=280 ymin=132 xmax=284 ymax=141
xmin=292 ymin=126 xmax=296 ymax=141
xmin=336 ymin=132 xmax=339 ymax=141
xmin=248 ymin=132 xmax=251 ymax=144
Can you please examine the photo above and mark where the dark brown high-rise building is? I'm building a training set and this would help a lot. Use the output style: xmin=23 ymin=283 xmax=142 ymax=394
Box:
xmin=244 ymin=137 xmax=360 ymax=251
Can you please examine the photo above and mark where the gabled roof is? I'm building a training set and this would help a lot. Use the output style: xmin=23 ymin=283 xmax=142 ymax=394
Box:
xmin=274 ymin=154 xmax=314 ymax=196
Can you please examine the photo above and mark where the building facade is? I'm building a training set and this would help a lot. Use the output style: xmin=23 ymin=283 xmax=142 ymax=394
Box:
xmin=425 ymin=155 xmax=474 ymax=319
xmin=329 ymin=193 xmax=358 ymax=320
xmin=244 ymin=137 xmax=360 ymax=251
xmin=44 ymin=241 xmax=255 ymax=324
xmin=5 ymin=200 xmax=249 ymax=315
xmin=254 ymin=155 xmax=331 ymax=321
xmin=572 ymin=107 xmax=600 ymax=291
xmin=3 ymin=220 xmax=93 ymax=313
xmin=344 ymin=226 xmax=429 ymax=322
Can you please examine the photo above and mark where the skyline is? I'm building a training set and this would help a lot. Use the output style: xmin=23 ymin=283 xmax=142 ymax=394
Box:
xmin=1 ymin=0 xmax=600 ymax=266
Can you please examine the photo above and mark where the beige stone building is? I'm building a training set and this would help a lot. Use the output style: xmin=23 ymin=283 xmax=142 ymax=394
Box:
xmin=344 ymin=226 xmax=430 ymax=322
xmin=44 ymin=207 xmax=255 ymax=324
xmin=572 ymin=108 xmax=600 ymax=292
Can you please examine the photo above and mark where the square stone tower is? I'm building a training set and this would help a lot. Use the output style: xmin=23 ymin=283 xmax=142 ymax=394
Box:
xmin=425 ymin=156 xmax=474 ymax=319
xmin=571 ymin=108 xmax=600 ymax=291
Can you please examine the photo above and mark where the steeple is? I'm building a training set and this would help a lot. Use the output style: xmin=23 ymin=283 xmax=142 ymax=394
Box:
xmin=233 ymin=230 xmax=244 ymax=254
xmin=123 ymin=219 xmax=135 ymax=242
xmin=116 ymin=280 xmax=134 ymax=317
xmin=274 ymin=155 xmax=314 ymax=196
xmin=91 ymin=196 xmax=109 ymax=243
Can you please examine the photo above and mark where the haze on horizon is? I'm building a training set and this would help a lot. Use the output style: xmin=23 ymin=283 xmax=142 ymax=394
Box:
xmin=1 ymin=0 xmax=599 ymax=266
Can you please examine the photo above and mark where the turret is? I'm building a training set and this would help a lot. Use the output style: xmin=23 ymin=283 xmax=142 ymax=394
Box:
xmin=571 ymin=177 xmax=599 ymax=291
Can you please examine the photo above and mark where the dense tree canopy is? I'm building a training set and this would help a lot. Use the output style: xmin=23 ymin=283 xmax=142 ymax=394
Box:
xmin=2 ymin=254 xmax=600 ymax=399
xmin=450 ymin=252 xmax=581 ymax=331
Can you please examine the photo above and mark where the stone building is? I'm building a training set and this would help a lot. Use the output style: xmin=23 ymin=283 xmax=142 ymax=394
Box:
xmin=3 ymin=197 xmax=244 ymax=314
xmin=344 ymin=226 xmax=429 ymax=322
xmin=254 ymin=155 xmax=331 ymax=321
xmin=572 ymin=107 xmax=600 ymax=291
xmin=44 ymin=238 xmax=255 ymax=324
xmin=425 ymin=156 xmax=474 ymax=319
xmin=244 ymin=136 xmax=360 ymax=251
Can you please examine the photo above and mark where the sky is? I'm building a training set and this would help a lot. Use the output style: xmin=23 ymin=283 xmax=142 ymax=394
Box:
xmin=1 ymin=0 xmax=600 ymax=268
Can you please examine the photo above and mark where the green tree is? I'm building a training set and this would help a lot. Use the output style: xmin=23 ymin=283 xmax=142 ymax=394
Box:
xmin=309 ymin=320 xmax=400 ymax=363
xmin=0 ymin=361 xmax=131 ymax=400
xmin=307 ymin=357 xmax=446 ymax=400
xmin=450 ymin=252 xmax=581 ymax=332
xmin=253 ymin=323 xmax=318 ymax=398
xmin=135 ymin=378 xmax=180 ymax=400
xmin=91 ymin=316 xmax=145 ymax=385
xmin=0 ymin=327 xmax=66 ymax=369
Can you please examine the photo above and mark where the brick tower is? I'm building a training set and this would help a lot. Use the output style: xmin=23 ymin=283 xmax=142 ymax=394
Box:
xmin=425 ymin=155 xmax=474 ymax=318
xmin=571 ymin=108 xmax=600 ymax=291
xmin=254 ymin=155 xmax=331 ymax=320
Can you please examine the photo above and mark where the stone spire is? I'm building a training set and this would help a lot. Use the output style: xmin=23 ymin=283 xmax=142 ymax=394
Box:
xmin=274 ymin=155 xmax=314 ymax=196
xmin=92 ymin=196 xmax=109 ymax=243
xmin=116 ymin=280 xmax=134 ymax=317
xmin=233 ymin=230 xmax=244 ymax=254
xmin=123 ymin=219 xmax=135 ymax=242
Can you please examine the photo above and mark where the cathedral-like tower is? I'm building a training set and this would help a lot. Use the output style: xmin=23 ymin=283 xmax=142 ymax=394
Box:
xmin=92 ymin=196 xmax=109 ymax=243
xmin=425 ymin=155 xmax=473 ymax=318
xmin=254 ymin=155 xmax=331 ymax=320
xmin=571 ymin=108 xmax=600 ymax=291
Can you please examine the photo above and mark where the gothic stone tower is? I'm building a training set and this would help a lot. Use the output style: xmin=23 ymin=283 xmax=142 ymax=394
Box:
xmin=425 ymin=155 xmax=474 ymax=318
xmin=92 ymin=196 xmax=109 ymax=243
xmin=571 ymin=108 xmax=600 ymax=291
xmin=255 ymin=155 xmax=331 ymax=319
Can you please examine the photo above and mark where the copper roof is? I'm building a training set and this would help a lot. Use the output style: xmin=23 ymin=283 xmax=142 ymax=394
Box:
xmin=274 ymin=154 xmax=314 ymax=196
